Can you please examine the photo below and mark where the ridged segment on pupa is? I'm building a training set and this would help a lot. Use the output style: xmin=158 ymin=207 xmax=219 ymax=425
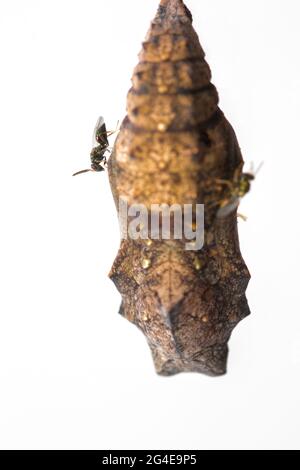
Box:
xmin=127 ymin=3 xmax=218 ymax=132
xmin=108 ymin=0 xmax=250 ymax=376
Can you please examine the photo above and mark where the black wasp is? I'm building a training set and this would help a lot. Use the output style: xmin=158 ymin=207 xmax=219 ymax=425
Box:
xmin=73 ymin=117 xmax=118 ymax=176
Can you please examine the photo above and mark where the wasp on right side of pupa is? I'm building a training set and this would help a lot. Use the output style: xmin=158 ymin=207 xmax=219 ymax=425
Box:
xmin=212 ymin=162 xmax=263 ymax=219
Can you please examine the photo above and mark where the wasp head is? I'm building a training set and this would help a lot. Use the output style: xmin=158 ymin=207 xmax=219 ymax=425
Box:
xmin=238 ymin=173 xmax=254 ymax=197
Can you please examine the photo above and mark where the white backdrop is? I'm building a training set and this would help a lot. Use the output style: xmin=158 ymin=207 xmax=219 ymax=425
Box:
xmin=0 ymin=0 xmax=299 ymax=450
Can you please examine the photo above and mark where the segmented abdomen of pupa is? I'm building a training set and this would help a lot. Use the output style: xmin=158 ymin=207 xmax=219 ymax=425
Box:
xmin=108 ymin=0 xmax=250 ymax=376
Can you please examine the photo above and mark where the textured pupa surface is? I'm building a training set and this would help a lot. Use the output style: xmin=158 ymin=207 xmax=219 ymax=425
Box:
xmin=108 ymin=0 xmax=250 ymax=376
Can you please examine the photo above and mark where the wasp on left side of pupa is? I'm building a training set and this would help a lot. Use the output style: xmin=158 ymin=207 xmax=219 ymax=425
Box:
xmin=73 ymin=117 xmax=119 ymax=177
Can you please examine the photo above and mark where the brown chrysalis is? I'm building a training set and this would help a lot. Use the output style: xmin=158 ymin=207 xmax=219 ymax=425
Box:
xmin=107 ymin=0 xmax=251 ymax=376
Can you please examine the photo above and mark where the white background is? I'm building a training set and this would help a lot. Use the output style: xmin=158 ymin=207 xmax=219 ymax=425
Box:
xmin=0 ymin=0 xmax=299 ymax=450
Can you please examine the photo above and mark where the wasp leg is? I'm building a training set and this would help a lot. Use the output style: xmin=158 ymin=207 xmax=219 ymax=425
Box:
xmin=237 ymin=213 xmax=248 ymax=222
xmin=213 ymin=178 xmax=233 ymax=188
xmin=207 ymin=198 xmax=231 ymax=210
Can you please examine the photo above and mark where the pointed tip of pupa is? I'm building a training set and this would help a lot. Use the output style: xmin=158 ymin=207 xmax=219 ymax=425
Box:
xmin=157 ymin=0 xmax=193 ymax=23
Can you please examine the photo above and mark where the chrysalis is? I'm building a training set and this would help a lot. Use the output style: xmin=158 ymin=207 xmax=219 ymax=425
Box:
xmin=108 ymin=0 xmax=251 ymax=376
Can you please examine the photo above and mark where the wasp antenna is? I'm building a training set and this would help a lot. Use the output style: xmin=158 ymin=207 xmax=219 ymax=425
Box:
xmin=72 ymin=169 xmax=93 ymax=177
xmin=254 ymin=161 xmax=264 ymax=176
xmin=249 ymin=161 xmax=255 ymax=174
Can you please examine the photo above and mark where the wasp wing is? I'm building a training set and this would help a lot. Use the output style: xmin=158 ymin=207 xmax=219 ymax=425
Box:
xmin=217 ymin=197 xmax=240 ymax=218
xmin=93 ymin=116 xmax=108 ymax=146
